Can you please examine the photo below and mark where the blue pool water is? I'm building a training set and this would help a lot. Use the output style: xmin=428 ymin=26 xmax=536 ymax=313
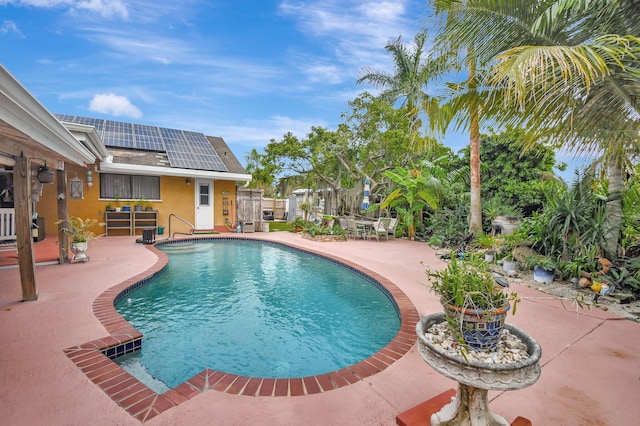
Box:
xmin=115 ymin=239 xmax=400 ymax=389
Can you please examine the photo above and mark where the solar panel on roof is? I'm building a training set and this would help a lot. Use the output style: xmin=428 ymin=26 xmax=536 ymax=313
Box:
xmin=103 ymin=120 xmax=134 ymax=148
xmin=182 ymin=131 xmax=228 ymax=171
xmin=160 ymin=127 xmax=200 ymax=169
xmin=73 ymin=116 xmax=105 ymax=132
xmin=55 ymin=115 xmax=229 ymax=172
xmin=133 ymin=124 xmax=164 ymax=151
xmin=55 ymin=114 xmax=75 ymax=123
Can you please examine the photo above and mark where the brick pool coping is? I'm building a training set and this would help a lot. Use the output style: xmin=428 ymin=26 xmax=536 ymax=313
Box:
xmin=63 ymin=235 xmax=419 ymax=422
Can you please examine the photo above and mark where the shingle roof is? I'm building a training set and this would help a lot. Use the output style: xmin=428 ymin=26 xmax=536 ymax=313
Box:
xmin=206 ymin=136 xmax=246 ymax=174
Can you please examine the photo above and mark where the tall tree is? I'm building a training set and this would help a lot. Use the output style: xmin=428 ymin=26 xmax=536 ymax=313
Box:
xmin=357 ymin=32 xmax=446 ymax=148
xmin=430 ymin=0 xmax=640 ymax=256
xmin=427 ymin=2 xmax=496 ymax=236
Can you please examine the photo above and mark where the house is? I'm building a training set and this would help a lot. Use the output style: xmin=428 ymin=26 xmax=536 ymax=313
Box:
xmin=51 ymin=114 xmax=251 ymax=236
xmin=0 ymin=64 xmax=251 ymax=299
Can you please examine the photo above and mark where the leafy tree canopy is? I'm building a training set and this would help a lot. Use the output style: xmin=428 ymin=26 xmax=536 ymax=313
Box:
xmin=457 ymin=127 xmax=560 ymax=216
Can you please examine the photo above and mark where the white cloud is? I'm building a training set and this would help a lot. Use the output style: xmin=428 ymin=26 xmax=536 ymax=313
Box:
xmin=1 ymin=20 xmax=25 ymax=37
xmin=1 ymin=0 xmax=129 ymax=20
xmin=299 ymin=61 xmax=343 ymax=84
xmin=75 ymin=0 xmax=129 ymax=20
xmin=279 ymin=1 xmax=422 ymax=83
xmin=89 ymin=93 xmax=142 ymax=118
xmin=153 ymin=56 xmax=170 ymax=65
xmin=0 ymin=1 xmax=71 ymax=6
xmin=206 ymin=115 xmax=326 ymax=147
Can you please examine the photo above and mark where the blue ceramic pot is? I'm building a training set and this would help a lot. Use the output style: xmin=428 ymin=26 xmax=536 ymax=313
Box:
xmin=533 ymin=266 xmax=555 ymax=284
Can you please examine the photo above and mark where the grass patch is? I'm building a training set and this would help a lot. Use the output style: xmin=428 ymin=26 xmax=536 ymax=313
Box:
xmin=266 ymin=222 xmax=293 ymax=232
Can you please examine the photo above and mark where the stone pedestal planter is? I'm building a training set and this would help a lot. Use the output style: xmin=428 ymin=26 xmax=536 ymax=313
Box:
xmin=416 ymin=313 xmax=541 ymax=426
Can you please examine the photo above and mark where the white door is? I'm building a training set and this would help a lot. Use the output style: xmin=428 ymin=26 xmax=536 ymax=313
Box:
xmin=195 ymin=179 xmax=214 ymax=230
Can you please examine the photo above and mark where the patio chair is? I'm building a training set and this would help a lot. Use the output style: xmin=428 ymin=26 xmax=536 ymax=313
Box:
xmin=369 ymin=217 xmax=391 ymax=241
xmin=387 ymin=217 xmax=398 ymax=239
xmin=345 ymin=216 xmax=365 ymax=239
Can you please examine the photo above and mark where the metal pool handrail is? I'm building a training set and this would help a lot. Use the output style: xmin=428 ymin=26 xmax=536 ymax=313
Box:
xmin=168 ymin=213 xmax=195 ymax=239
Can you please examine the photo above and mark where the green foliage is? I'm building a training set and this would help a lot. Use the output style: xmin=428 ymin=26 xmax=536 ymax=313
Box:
xmin=56 ymin=216 xmax=104 ymax=243
xmin=473 ymin=234 xmax=501 ymax=253
xmin=291 ymin=217 xmax=306 ymax=232
xmin=427 ymin=256 xmax=517 ymax=311
xmin=380 ymin=165 xmax=444 ymax=239
xmin=525 ymin=255 xmax=557 ymax=272
xmin=458 ymin=128 xmax=559 ymax=217
xmin=424 ymin=199 xmax=470 ymax=249
xmin=598 ymin=257 xmax=640 ymax=294
xmin=267 ymin=222 xmax=293 ymax=232
xmin=512 ymin=172 xmax=608 ymax=259
xmin=301 ymin=223 xmax=345 ymax=237
xmin=621 ymin=173 xmax=640 ymax=257
xmin=556 ymin=247 xmax=599 ymax=280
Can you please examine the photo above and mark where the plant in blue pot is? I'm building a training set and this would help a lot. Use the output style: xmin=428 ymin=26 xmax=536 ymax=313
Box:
xmin=427 ymin=256 xmax=519 ymax=352
xmin=527 ymin=255 xmax=557 ymax=284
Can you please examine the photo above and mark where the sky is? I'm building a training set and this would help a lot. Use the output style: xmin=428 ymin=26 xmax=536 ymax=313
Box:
xmin=0 ymin=0 xmax=440 ymax=164
xmin=1 ymin=0 xmax=578 ymax=177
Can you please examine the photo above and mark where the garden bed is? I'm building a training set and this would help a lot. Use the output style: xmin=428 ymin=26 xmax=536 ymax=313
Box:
xmin=301 ymin=233 xmax=347 ymax=242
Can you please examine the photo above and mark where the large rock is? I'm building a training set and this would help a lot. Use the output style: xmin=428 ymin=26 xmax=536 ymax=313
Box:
xmin=512 ymin=245 xmax=538 ymax=266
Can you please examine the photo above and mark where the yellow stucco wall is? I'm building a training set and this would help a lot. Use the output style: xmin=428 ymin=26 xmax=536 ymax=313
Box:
xmin=37 ymin=165 xmax=238 ymax=237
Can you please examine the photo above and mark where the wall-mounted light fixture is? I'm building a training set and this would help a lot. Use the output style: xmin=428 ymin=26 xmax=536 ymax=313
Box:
xmin=37 ymin=164 xmax=55 ymax=184
xmin=185 ymin=177 xmax=191 ymax=185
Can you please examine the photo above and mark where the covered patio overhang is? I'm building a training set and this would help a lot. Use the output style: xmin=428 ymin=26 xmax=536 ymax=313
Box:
xmin=0 ymin=65 xmax=96 ymax=301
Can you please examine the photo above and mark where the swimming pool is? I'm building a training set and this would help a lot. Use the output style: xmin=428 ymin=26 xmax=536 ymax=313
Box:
xmin=115 ymin=239 xmax=401 ymax=390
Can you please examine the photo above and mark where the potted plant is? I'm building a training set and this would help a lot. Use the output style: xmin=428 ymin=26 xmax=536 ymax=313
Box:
xmin=113 ymin=194 xmax=121 ymax=212
xmin=527 ymin=255 xmax=557 ymax=284
xmin=473 ymin=234 xmax=501 ymax=263
xmin=143 ymin=198 xmax=154 ymax=211
xmin=501 ymin=252 xmax=518 ymax=273
xmin=427 ymin=256 xmax=518 ymax=352
xmin=56 ymin=216 xmax=105 ymax=262
xmin=134 ymin=197 xmax=146 ymax=211
xmin=105 ymin=202 xmax=114 ymax=212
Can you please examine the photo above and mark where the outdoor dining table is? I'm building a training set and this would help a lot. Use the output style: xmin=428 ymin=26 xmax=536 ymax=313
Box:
xmin=355 ymin=219 xmax=377 ymax=239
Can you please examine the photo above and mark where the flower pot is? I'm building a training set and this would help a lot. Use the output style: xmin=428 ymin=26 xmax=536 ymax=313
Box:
xmin=443 ymin=302 xmax=511 ymax=352
xmin=114 ymin=207 xmax=121 ymax=212
xmin=533 ymin=266 xmax=554 ymax=284
xmin=122 ymin=205 xmax=131 ymax=212
xmin=502 ymin=259 xmax=517 ymax=273
xmin=71 ymin=241 xmax=89 ymax=262
xmin=134 ymin=205 xmax=143 ymax=211
xmin=484 ymin=253 xmax=495 ymax=263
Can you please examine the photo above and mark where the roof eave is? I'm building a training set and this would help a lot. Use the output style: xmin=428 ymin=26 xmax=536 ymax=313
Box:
xmin=62 ymin=122 xmax=111 ymax=162
xmin=99 ymin=162 xmax=252 ymax=182
xmin=0 ymin=65 xmax=96 ymax=166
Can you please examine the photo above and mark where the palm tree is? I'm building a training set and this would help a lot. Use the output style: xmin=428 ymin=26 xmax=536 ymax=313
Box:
xmin=427 ymin=2 xmax=501 ymax=236
xmin=430 ymin=0 xmax=640 ymax=257
xmin=357 ymin=32 xmax=447 ymax=146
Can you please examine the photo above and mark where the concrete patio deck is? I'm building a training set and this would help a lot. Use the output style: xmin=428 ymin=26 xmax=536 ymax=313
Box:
xmin=1 ymin=232 xmax=638 ymax=425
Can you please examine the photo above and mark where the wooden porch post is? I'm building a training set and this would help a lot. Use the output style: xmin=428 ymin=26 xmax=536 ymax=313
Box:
xmin=14 ymin=156 xmax=37 ymax=301
xmin=57 ymin=169 xmax=69 ymax=263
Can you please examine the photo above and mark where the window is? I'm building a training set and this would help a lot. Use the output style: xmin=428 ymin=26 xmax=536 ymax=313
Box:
xmin=100 ymin=173 xmax=160 ymax=200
